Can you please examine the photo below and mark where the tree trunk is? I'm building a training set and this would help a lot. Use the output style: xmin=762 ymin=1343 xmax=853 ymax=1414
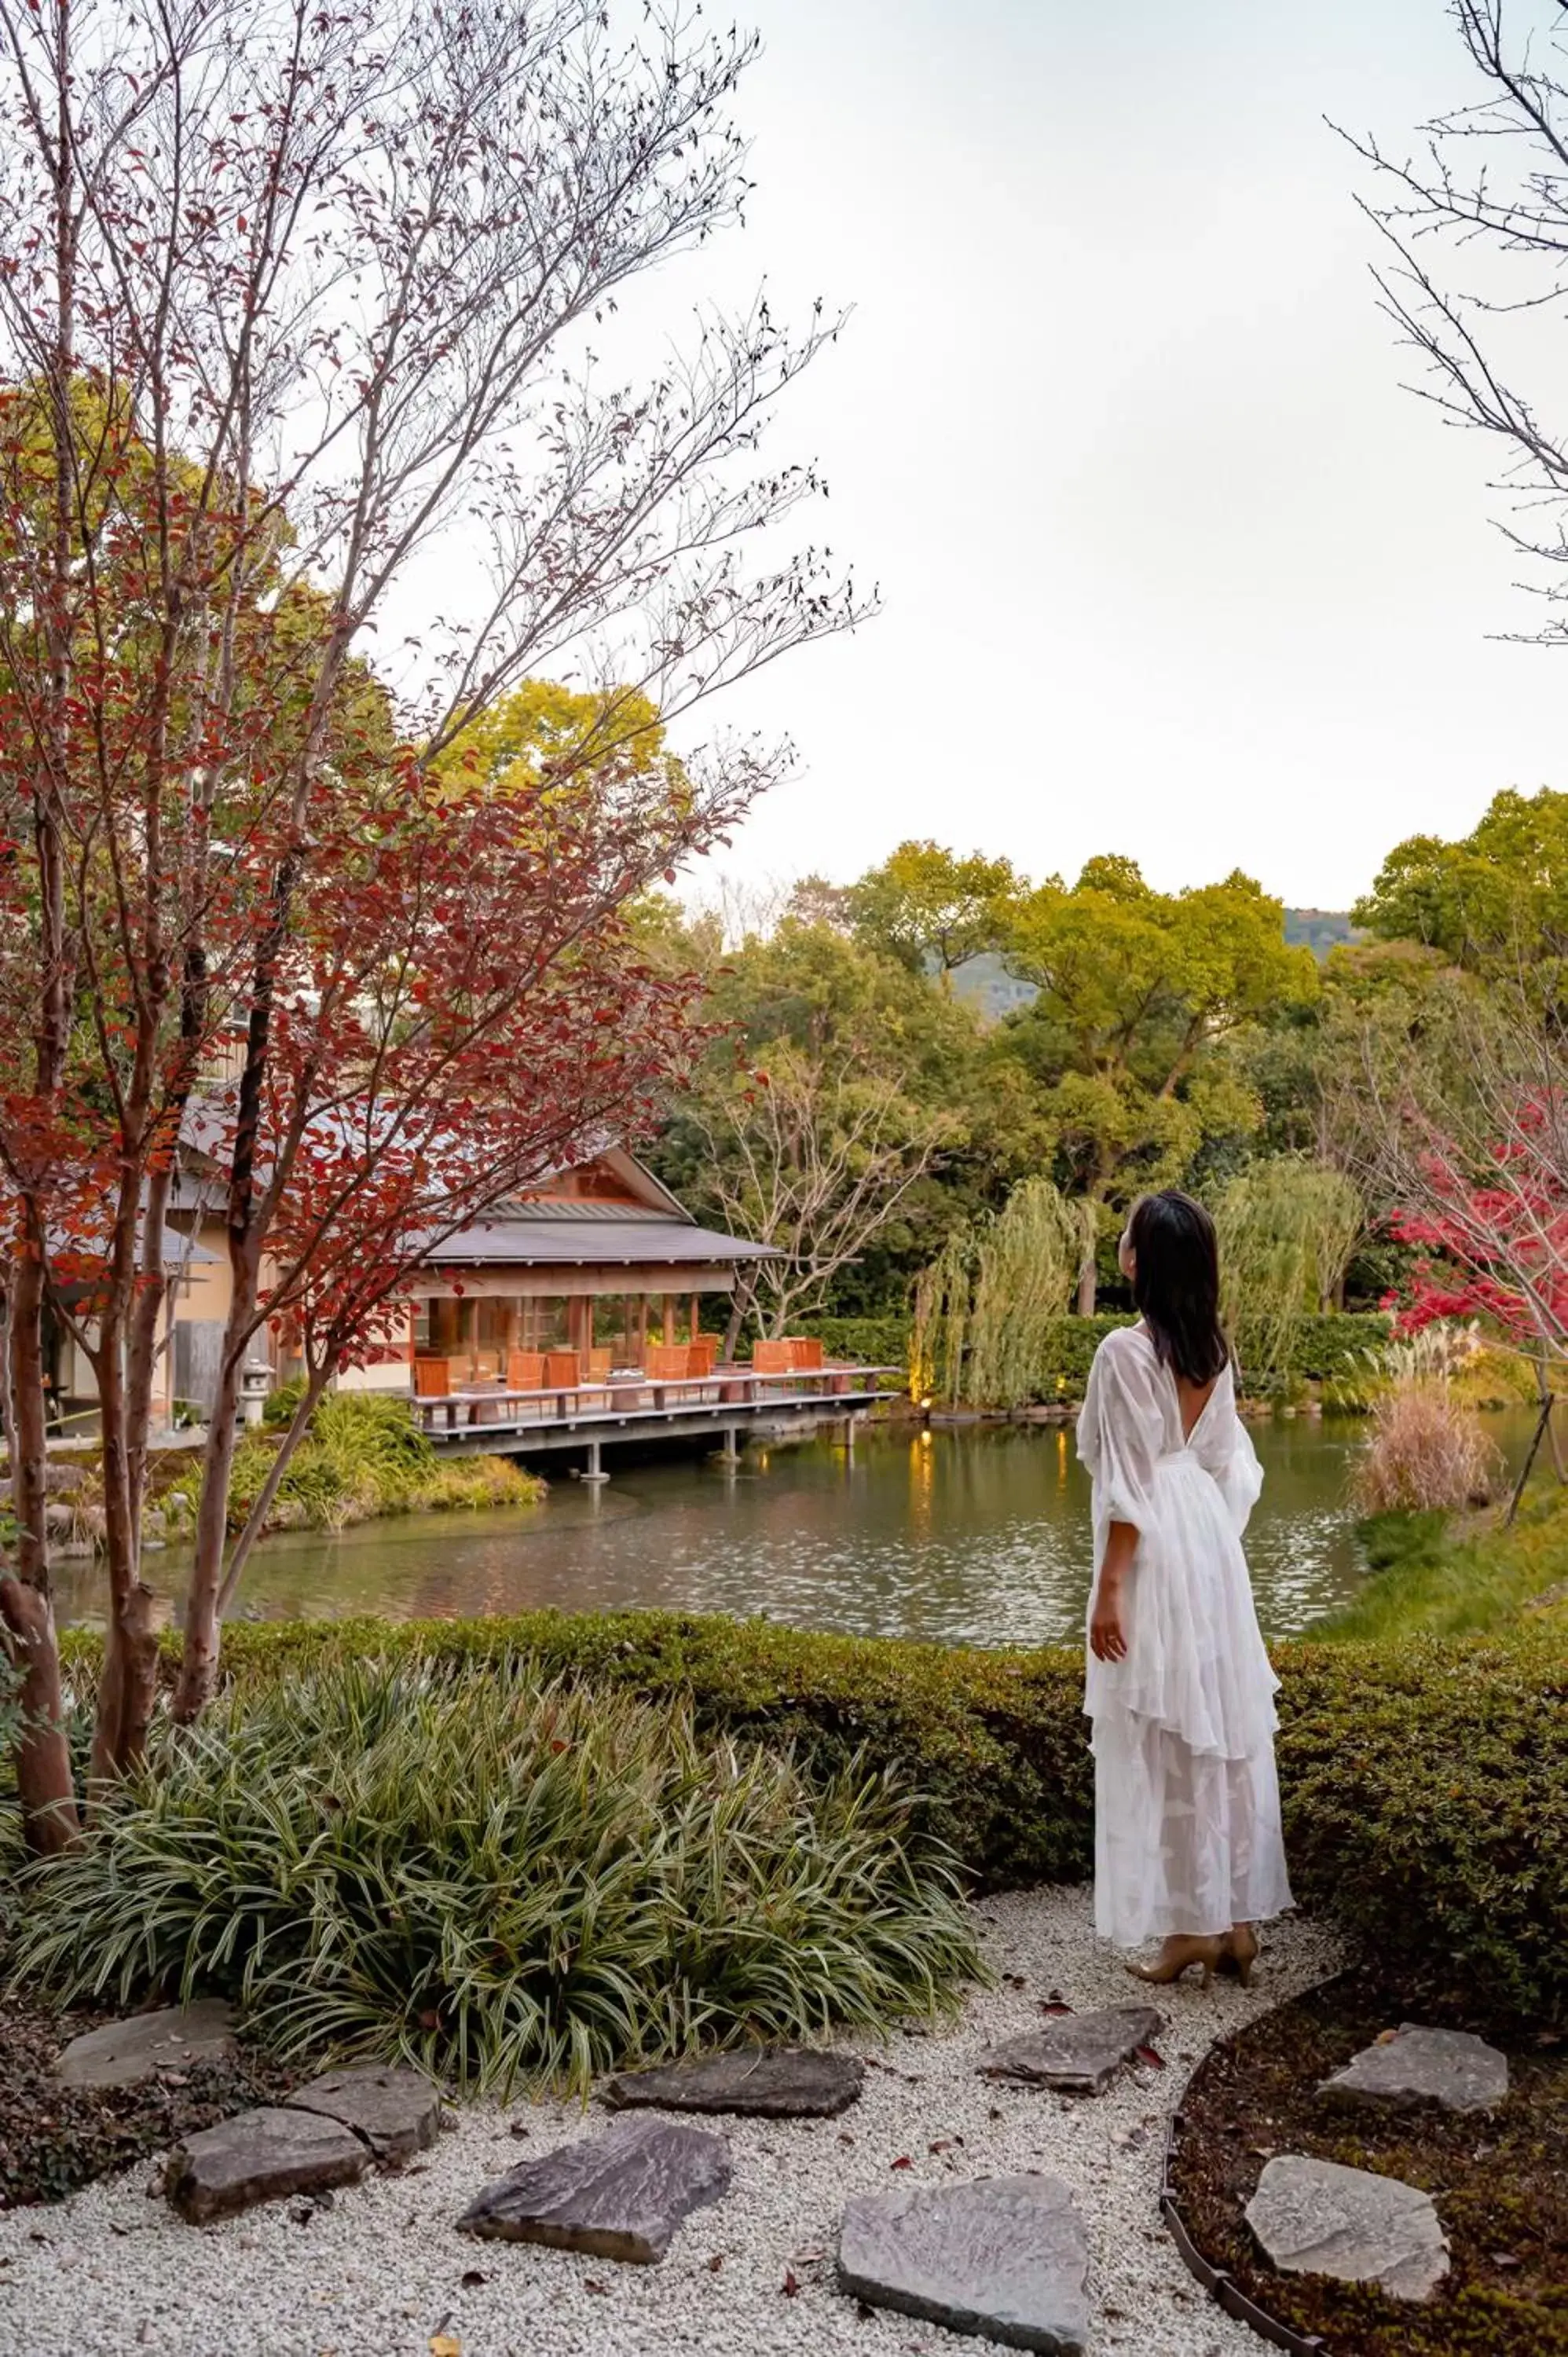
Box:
xmin=0 ymin=1575 xmax=78 ymax=1856
xmin=1075 ymin=1258 xmax=1097 ymax=1317
xmin=87 ymin=1580 xmax=165 ymax=1797
xmin=2 ymin=1251 xmax=79 ymax=1851
xmin=215 ymin=1364 xmax=331 ymax=1617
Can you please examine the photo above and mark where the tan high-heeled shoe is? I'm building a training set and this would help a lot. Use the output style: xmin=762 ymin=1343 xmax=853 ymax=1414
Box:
xmin=1125 ymin=1934 xmax=1225 ymax=1989
xmin=1221 ymin=1924 xmax=1259 ymax=1989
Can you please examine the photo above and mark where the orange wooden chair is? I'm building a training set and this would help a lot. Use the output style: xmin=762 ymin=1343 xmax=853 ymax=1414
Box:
xmin=687 ymin=1335 xmax=718 ymax=1376
xmin=507 ymin=1350 xmax=547 ymax=1392
xmin=587 ymin=1347 xmax=614 ymax=1382
xmin=413 ymin=1358 xmax=451 ymax=1398
xmin=646 ymin=1343 xmax=691 ymax=1381
xmin=544 ymin=1350 xmax=581 ymax=1390
xmin=787 ymin=1336 xmax=823 ymax=1372
xmin=750 ymin=1339 xmax=793 ymax=1374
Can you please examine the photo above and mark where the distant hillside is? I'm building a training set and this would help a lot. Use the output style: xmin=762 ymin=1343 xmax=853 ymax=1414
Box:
xmin=1284 ymin=908 xmax=1361 ymax=958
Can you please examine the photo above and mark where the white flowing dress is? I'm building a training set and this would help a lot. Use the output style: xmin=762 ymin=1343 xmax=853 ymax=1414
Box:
xmin=1077 ymin=1322 xmax=1293 ymax=1948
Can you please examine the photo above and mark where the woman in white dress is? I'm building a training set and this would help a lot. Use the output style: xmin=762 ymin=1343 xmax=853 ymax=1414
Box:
xmin=1078 ymin=1189 xmax=1292 ymax=1987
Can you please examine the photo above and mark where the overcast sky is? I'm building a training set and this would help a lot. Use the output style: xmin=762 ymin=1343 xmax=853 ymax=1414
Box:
xmin=623 ymin=0 xmax=1566 ymax=915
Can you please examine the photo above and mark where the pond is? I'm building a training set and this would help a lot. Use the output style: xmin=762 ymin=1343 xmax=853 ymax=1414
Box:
xmin=63 ymin=1407 xmax=1540 ymax=1648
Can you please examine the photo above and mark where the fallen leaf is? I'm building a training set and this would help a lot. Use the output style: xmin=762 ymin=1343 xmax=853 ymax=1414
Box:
xmin=929 ymin=2139 xmax=953 ymax=2155
xmin=429 ymin=2338 xmax=461 ymax=2357
xmin=1134 ymin=2045 xmax=1166 ymax=2070
xmin=1039 ymin=2001 xmax=1074 ymax=2018
xmin=837 ymin=2132 xmax=856 ymax=2147
xmin=1492 ymin=2253 xmax=1523 ymax=2269
xmin=782 ymin=2267 xmax=800 ymax=2297
xmin=706 ymin=2254 xmax=724 ymax=2274
xmin=890 ymin=2154 xmax=913 ymax=2169
xmin=584 ymin=2280 xmax=610 ymax=2297
xmin=1375 ymin=2029 xmax=1400 ymax=2046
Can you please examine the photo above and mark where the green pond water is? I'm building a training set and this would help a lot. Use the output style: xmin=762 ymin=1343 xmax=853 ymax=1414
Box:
xmin=64 ymin=1408 xmax=1540 ymax=1648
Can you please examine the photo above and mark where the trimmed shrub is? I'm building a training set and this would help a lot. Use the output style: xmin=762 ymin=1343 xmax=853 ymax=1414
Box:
xmin=1276 ymin=1637 xmax=1568 ymax=2029
xmin=15 ymin=1658 xmax=980 ymax=2093
xmin=48 ymin=1607 xmax=1568 ymax=2031
xmin=799 ymin=1316 xmax=913 ymax=1380
xmin=803 ymin=1310 xmax=1394 ymax=1402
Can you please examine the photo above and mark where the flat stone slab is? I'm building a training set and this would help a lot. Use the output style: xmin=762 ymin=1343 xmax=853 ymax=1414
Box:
xmin=287 ymin=2064 xmax=443 ymax=2162
xmin=166 ymin=2106 xmax=369 ymax=2223
xmin=1321 ymin=2023 xmax=1509 ymax=2115
xmin=601 ymin=2047 xmax=863 ymax=2119
xmin=456 ymin=2117 xmax=731 ymax=2264
xmin=980 ymin=2005 xmax=1164 ymax=2095
xmin=838 ymin=2173 xmax=1090 ymax=2353
xmin=56 ymin=2000 xmax=237 ymax=2091
xmin=1244 ymin=2155 xmax=1449 ymax=2302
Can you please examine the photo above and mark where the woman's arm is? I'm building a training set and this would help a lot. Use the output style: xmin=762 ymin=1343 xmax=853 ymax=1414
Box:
xmin=1089 ymin=1519 xmax=1137 ymax=1662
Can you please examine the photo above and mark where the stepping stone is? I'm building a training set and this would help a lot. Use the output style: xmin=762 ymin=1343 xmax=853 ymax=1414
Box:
xmin=287 ymin=2064 xmax=443 ymax=2163
xmin=1321 ymin=2023 xmax=1508 ymax=2115
xmin=1244 ymin=2155 xmax=1449 ymax=2302
xmin=980 ymin=2005 xmax=1163 ymax=2095
xmin=456 ymin=2117 xmax=731 ymax=2264
xmin=166 ymin=2106 xmax=369 ymax=2223
xmin=838 ymin=2173 xmax=1090 ymax=2354
xmin=56 ymin=2000 xmax=236 ymax=2091
xmin=601 ymin=2046 xmax=863 ymax=2119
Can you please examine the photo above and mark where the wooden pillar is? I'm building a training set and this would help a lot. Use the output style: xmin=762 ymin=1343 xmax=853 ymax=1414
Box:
xmin=688 ymin=1292 xmax=699 ymax=1343
xmin=637 ymin=1296 xmax=649 ymax=1362
xmin=662 ymin=1292 xmax=677 ymax=1347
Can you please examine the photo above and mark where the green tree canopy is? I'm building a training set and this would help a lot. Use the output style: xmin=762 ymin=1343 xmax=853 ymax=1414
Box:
xmin=846 ymin=840 xmax=1018 ymax=978
xmin=996 ymin=860 xmax=1317 ymax=1305
xmin=1354 ymin=788 xmax=1568 ymax=973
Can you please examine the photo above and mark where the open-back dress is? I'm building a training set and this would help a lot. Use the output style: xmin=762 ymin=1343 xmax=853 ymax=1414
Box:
xmin=1076 ymin=1321 xmax=1293 ymax=1948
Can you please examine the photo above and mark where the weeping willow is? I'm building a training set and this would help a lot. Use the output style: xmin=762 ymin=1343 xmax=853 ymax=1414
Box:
xmin=1212 ymin=1159 xmax=1364 ymax=1379
xmin=911 ymin=1178 xmax=1095 ymax=1408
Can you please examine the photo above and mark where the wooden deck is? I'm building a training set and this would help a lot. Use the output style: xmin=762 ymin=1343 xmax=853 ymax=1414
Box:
xmin=412 ymin=1362 xmax=894 ymax=1468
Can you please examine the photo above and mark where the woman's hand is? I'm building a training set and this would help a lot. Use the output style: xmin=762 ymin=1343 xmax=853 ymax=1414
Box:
xmin=1090 ymin=1577 xmax=1128 ymax=1663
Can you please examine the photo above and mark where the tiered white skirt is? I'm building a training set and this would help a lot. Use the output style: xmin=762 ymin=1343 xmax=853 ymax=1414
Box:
xmin=1086 ymin=1456 xmax=1294 ymax=1946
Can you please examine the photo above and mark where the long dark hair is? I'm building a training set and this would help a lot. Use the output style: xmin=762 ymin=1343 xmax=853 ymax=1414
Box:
xmin=1127 ymin=1189 xmax=1229 ymax=1384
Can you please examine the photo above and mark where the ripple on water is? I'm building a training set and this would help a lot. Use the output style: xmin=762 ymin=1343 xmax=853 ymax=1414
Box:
xmin=54 ymin=1411 xmax=1541 ymax=1647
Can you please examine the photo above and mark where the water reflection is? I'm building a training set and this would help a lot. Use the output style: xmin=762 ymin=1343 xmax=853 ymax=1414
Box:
xmin=56 ymin=1412 xmax=1543 ymax=1648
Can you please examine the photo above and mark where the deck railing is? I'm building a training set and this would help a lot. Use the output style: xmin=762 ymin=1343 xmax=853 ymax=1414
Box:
xmin=410 ymin=1361 xmax=896 ymax=1439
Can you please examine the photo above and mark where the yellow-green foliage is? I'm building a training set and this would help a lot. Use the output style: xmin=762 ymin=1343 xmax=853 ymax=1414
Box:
xmin=228 ymin=1392 xmax=542 ymax=1534
xmin=910 ymin=1178 xmax=1097 ymax=1407
xmin=1212 ymin=1157 xmax=1364 ymax=1376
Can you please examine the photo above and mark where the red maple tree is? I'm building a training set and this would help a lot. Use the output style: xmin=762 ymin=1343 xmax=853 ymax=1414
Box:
xmin=0 ymin=0 xmax=864 ymax=1850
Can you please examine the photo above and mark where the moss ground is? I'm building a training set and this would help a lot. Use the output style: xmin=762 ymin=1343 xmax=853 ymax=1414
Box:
xmin=1172 ymin=1969 xmax=1568 ymax=2356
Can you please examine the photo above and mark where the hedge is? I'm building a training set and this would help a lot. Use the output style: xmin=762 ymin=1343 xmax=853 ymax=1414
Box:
xmin=51 ymin=1608 xmax=1568 ymax=2033
xmin=802 ymin=1310 xmax=1393 ymax=1400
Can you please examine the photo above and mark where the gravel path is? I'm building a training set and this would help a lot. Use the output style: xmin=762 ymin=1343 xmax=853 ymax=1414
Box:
xmin=0 ymin=1888 xmax=1342 ymax=2357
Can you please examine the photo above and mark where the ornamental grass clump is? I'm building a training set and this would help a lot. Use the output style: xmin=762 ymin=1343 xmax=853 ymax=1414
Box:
xmin=15 ymin=1659 xmax=979 ymax=2094
xmin=1353 ymin=1380 xmax=1503 ymax=1516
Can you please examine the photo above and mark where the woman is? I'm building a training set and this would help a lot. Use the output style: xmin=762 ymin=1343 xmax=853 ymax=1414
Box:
xmin=1077 ymin=1189 xmax=1291 ymax=1987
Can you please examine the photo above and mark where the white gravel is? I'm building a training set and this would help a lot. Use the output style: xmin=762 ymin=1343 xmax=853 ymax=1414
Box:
xmin=0 ymin=1886 xmax=1343 ymax=2357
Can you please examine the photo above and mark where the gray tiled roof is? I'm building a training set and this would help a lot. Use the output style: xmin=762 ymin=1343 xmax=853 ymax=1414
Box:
xmin=423 ymin=1217 xmax=779 ymax=1266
